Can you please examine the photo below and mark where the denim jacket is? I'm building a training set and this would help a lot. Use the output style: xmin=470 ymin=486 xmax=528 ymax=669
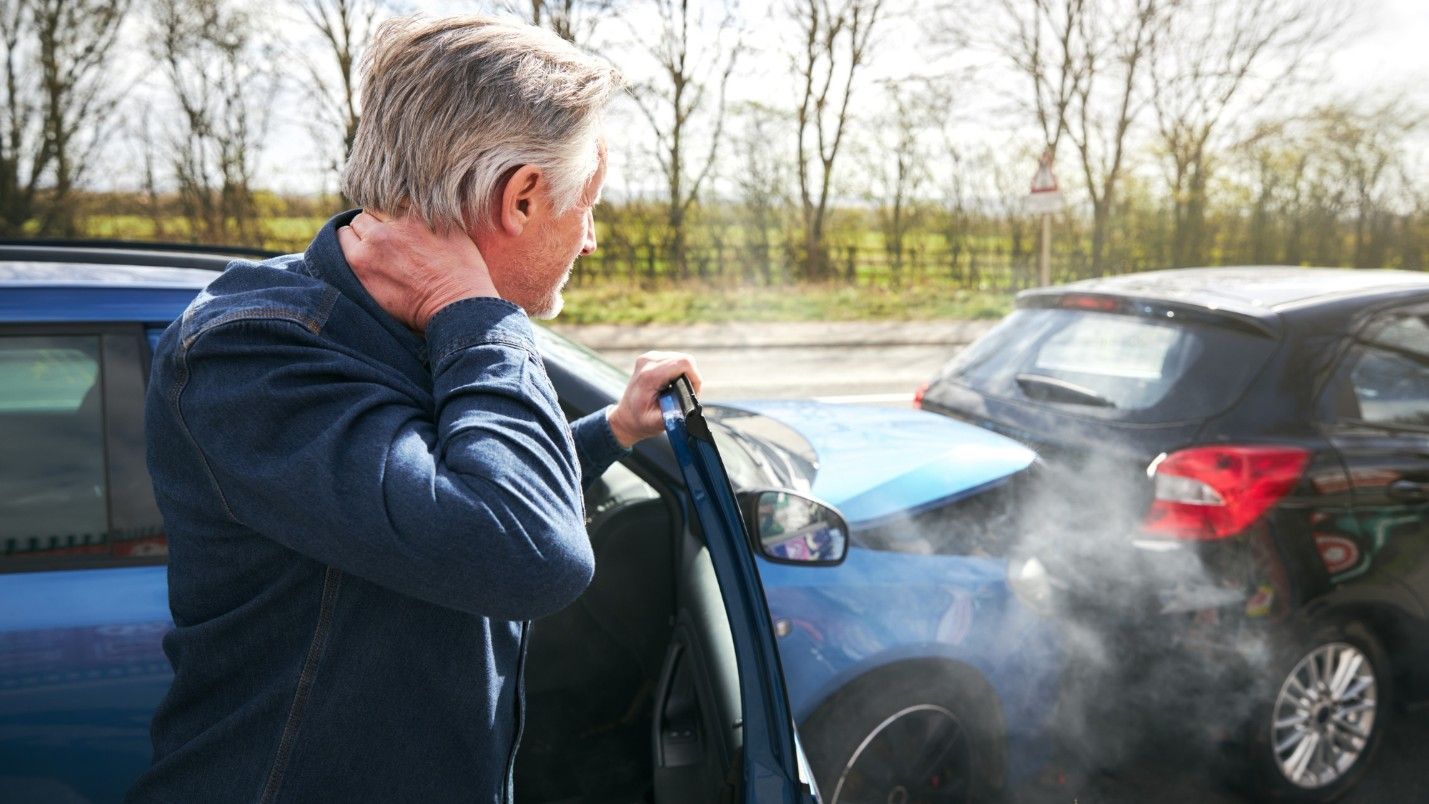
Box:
xmin=128 ymin=211 xmax=628 ymax=803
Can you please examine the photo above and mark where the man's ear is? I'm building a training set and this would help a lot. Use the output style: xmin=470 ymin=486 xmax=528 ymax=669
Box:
xmin=498 ymin=165 xmax=543 ymax=236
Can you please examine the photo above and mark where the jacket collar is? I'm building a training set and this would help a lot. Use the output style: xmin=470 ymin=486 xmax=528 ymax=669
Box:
xmin=302 ymin=209 xmax=428 ymax=363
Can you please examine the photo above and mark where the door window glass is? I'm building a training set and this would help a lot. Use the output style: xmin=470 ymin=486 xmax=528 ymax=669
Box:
xmin=1349 ymin=346 xmax=1429 ymax=429
xmin=1362 ymin=313 xmax=1429 ymax=360
xmin=0 ymin=336 xmax=110 ymax=562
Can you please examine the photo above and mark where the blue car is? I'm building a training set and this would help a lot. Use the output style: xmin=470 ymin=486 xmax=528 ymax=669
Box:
xmin=0 ymin=243 xmax=1062 ymax=803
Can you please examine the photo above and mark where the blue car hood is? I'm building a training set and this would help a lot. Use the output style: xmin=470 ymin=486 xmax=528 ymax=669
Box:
xmin=717 ymin=400 xmax=1036 ymax=526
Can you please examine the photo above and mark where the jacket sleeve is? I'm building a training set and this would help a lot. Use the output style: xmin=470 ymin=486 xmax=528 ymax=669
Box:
xmin=570 ymin=406 xmax=633 ymax=488
xmin=169 ymin=297 xmax=593 ymax=620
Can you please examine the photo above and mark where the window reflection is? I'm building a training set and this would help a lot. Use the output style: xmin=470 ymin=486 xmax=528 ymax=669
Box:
xmin=0 ymin=336 xmax=109 ymax=561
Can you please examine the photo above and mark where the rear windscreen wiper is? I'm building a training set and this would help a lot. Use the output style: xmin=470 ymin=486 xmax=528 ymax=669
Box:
xmin=1015 ymin=373 xmax=1117 ymax=408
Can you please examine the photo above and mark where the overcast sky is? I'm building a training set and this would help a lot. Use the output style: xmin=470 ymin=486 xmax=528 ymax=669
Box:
xmin=110 ymin=0 xmax=1429 ymax=201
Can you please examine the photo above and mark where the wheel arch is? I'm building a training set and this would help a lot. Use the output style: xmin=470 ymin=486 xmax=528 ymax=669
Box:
xmin=800 ymin=656 xmax=1010 ymax=790
xmin=1300 ymin=598 xmax=1419 ymax=696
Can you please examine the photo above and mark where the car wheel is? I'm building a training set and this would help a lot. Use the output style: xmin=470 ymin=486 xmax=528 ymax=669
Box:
xmin=802 ymin=673 xmax=1001 ymax=804
xmin=1246 ymin=620 xmax=1392 ymax=802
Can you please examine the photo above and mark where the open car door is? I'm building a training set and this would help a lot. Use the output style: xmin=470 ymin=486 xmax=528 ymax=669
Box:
xmin=657 ymin=376 xmax=818 ymax=804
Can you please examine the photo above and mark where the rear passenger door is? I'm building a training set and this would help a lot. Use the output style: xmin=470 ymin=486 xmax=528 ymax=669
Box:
xmin=0 ymin=324 xmax=172 ymax=803
xmin=1320 ymin=304 xmax=1429 ymax=697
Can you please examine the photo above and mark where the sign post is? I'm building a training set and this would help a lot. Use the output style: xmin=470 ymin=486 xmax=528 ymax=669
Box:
xmin=1026 ymin=149 xmax=1063 ymax=287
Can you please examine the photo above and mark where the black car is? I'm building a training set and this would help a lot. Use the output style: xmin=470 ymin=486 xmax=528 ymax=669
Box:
xmin=917 ymin=267 xmax=1429 ymax=802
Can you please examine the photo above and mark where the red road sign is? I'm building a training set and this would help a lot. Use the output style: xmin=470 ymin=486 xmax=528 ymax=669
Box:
xmin=1026 ymin=149 xmax=1063 ymax=215
xmin=1030 ymin=148 xmax=1059 ymax=194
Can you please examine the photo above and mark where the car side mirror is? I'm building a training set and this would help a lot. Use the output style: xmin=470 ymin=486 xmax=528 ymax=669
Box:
xmin=736 ymin=489 xmax=849 ymax=566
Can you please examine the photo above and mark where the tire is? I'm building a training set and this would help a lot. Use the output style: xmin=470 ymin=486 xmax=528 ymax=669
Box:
xmin=801 ymin=668 xmax=1003 ymax=804
xmin=1243 ymin=620 xmax=1393 ymax=803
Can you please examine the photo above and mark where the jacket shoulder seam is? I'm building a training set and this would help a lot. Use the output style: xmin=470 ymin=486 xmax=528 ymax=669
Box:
xmin=182 ymin=286 xmax=340 ymax=350
xmin=167 ymin=343 xmax=240 ymax=523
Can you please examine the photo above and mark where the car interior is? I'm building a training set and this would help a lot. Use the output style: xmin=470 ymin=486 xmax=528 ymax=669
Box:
xmin=0 ymin=335 xmax=108 ymax=557
xmin=516 ymin=457 xmax=744 ymax=804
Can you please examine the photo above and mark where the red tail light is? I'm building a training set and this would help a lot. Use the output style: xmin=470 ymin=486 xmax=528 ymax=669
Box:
xmin=1058 ymin=294 xmax=1120 ymax=312
xmin=913 ymin=381 xmax=929 ymax=408
xmin=1142 ymin=445 xmax=1310 ymax=541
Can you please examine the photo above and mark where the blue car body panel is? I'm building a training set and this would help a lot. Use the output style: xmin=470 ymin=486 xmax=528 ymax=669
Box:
xmin=0 ymin=567 xmax=171 ymax=802
xmin=720 ymin=399 xmax=1037 ymax=524
xmin=0 ymin=285 xmax=204 ymax=324
xmin=722 ymin=400 xmax=1062 ymax=780
xmin=758 ymin=553 xmax=1061 ymax=780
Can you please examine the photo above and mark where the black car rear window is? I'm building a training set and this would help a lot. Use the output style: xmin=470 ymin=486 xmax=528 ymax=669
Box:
xmin=941 ymin=307 xmax=1278 ymax=423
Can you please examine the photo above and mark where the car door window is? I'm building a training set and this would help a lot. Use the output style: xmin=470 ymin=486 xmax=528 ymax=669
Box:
xmin=1350 ymin=313 xmax=1429 ymax=429
xmin=0 ymin=335 xmax=109 ymax=562
xmin=1349 ymin=349 xmax=1429 ymax=428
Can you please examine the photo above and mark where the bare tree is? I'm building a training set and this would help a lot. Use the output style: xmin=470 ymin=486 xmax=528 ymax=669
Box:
xmin=989 ymin=146 xmax=1040 ymax=285
xmin=626 ymin=0 xmax=741 ymax=279
xmin=990 ymin=0 xmax=1167 ymax=274
xmin=791 ymin=0 xmax=884 ymax=280
xmin=729 ymin=100 xmax=794 ymax=283
xmin=868 ymin=80 xmax=928 ymax=285
xmin=512 ymin=0 xmax=614 ymax=46
xmin=1066 ymin=0 xmax=1165 ymax=273
xmin=296 ymin=0 xmax=382 ymax=205
xmin=924 ymin=82 xmax=977 ymax=283
xmin=991 ymin=0 xmax=1090 ymax=160
xmin=1150 ymin=0 xmax=1343 ymax=267
xmin=0 ymin=0 xmax=130 ymax=236
xmin=152 ymin=0 xmax=278 ymax=245
xmin=1236 ymin=118 xmax=1300 ymax=264
xmin=1312 ymin=101 xmax=1422 ymax=267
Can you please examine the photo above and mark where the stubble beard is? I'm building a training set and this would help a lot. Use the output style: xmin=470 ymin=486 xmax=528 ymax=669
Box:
xmin=530 ymin=261 xmax=575 ymax=321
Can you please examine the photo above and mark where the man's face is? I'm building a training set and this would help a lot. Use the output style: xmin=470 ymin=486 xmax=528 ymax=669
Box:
xmin=501 ymin=141 xmax=606 ymax=320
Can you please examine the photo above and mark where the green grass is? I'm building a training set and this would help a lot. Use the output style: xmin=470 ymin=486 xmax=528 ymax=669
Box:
xmin=81 ymin=215 xmax=329 ymax=252
xmin=75 ymin=213 xmax=1017 ymax=324
xmin=558 ymin=281 xmax=1013 ymax=325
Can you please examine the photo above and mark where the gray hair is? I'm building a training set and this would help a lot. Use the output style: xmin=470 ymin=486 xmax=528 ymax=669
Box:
xmin=342 ymin=15 xmax=621 ymax=231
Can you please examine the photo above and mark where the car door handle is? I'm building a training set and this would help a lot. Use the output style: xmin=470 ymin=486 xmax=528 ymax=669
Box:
xmin=1387 ymin=480 xmax=1429 ymax=503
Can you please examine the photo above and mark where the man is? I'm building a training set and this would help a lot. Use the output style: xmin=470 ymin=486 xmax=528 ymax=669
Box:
xmin=128 ymin=16 xmax=699 ymax=803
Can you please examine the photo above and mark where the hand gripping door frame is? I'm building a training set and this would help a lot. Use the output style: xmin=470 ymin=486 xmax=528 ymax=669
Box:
xmin=659 ymin=376 xmax=816 ymax=803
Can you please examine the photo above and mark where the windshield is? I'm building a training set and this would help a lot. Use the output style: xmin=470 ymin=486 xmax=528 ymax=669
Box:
xmin=705 ymin=406 xmax=818 ymax=493
xmin=530 ymin=328 xmax=809 ymax=492
xmin=532 ymin=325 xmax=630 ymax=399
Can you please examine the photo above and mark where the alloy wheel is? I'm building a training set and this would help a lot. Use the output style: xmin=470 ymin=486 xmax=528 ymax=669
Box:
xmin=1270 ymin=641 xmax=1377 ymax=789
xmin=830 ymin=704 xmax=972 ymax=804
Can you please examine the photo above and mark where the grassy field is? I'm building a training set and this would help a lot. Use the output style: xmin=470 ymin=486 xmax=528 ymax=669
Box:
xmin=71 ymin=213 xmax=1018 ymax=324
xmin=557 ymin=281 xmax=1014 ymax=324
xmin=80 ymin=214 xmax=326 ymax=252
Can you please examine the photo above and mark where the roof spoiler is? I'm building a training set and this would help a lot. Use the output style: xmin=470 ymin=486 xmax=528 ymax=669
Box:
xmin=1016 ymin=288 xmax=1281 ymax=338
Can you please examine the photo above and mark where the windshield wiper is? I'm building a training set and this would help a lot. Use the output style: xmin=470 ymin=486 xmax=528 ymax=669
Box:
xmin=1015 ymin=373 xmax=1117 ymax=408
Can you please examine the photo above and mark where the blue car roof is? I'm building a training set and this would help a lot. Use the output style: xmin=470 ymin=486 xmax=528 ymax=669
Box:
xmin=0 ymin=261 xmax=218 ymax=288
xmin=0 ymin=254 xmax=220 ymax=323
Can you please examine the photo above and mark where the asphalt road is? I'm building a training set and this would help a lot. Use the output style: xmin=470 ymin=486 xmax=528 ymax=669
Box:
xmin=1011 ymin=707 xmax=1429 ymax=803
xmin=550 ymin=320 xmax=996 ymax=403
